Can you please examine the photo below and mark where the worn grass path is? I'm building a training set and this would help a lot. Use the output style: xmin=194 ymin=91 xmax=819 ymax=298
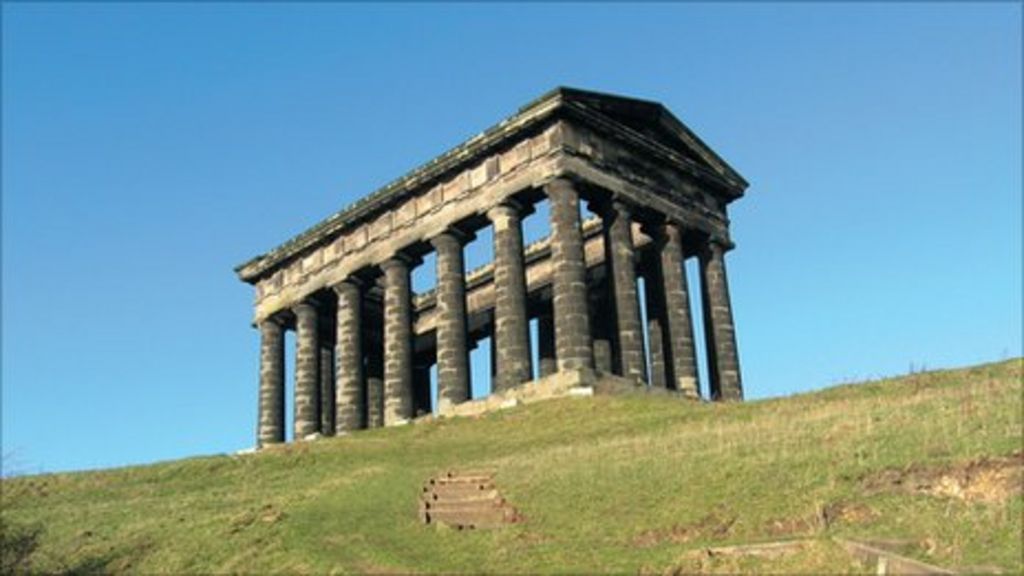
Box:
xmin=3 ymin=359 xmax=1021 ymax=574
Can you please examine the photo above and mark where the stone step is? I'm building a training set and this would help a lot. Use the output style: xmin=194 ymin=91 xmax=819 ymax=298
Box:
xmin=428 ymin=475 xmax=495 ymax=486
xmin=420 ymin=470 xmax=520 ymax=529
xmin=420 ymin=506 xmax=518 ymax=529
xmin=423 ymin=483 xmax=495 ymax=496
xmin=420 ymin=489 xmax=501 ymax=503
xmin=420 ymin=497 xmax=507 ymax=512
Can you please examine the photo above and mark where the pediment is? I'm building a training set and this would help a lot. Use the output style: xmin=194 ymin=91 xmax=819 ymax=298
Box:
xmin=554 ymin=87 xmax=748 ymax=190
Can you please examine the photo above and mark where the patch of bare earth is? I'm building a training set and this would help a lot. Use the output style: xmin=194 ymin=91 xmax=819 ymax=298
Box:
xmin=227 ymin=504 xmax=285 ymax=534
xmin=762 ymin=501 xmax=878 ymax=538
xmin=632 ymin=509 xmax=737 ymax=548
xmin=863 ymin=452 xmax=1023 ymax=503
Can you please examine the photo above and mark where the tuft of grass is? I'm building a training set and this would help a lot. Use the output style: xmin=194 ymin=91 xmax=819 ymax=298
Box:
xmin=2 ymin=358 xmax=1021 ymax=574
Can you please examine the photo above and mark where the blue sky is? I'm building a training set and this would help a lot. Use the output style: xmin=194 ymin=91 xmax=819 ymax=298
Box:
xmin=2 ymin=3 xmax=1020 ymax=474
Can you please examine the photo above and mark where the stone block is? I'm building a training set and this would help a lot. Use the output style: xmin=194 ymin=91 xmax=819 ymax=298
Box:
xmin=418 ymin=185 xmax=442 ymax=213
xmin=369 ymin=213 xmax=393 ymax=241
xmin=531 ymin=131 xmax=552 ymax=157
xmin=506 ymin=140 xmax=533 ymax=172
xmin=469 ymin=162 xmax=488 ymax=189
xmin=394 ymin=199 xmax=417 ymax=228
xmin=346 ymin=227 xmax=368 ymax=251
xmin=301 ymin=251 xmax=321 ymax=274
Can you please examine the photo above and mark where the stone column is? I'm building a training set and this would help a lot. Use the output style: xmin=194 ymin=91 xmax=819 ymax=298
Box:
xmin=700 ymin=239 xmax=743 ymax=400
xmin=257 ymin=318 xmax=285 ymax=446
xmin=413 ymin=364 xmax=433 ymax=417
xmin=366 ymin=347 xmax=384 ymax=428
xmin=431 ymin=231 xmax=471 ymax=411
xmin=537 ymin=308 xmax=557 ymax=378
xmin=546 ymin=178 xmax=593 ymax=371
xmin=487 ymin=202 xmax=532 ymax=391
xmin=334 ymin=280 xmax=365 ymax=433
xmin=319 ymin=344 xmax=335 ymax=435
xmin=640 ymin=260 xmax=667 ymax=389
xmin=382 ymin=256 xmax=414 ymax=424
xmin=601 ymin=200 xmax=646 ymax=382
xmin=293 ymin=301 xmax=321 ymax=439
xmin=593 ymin=339 xmax=613 ymax=374
xmin=660 ymin=223 xmax=700 ymax=397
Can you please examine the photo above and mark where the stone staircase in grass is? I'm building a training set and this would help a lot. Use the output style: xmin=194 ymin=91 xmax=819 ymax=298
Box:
xmin=419 ymin=471 xmax=521 ymax=530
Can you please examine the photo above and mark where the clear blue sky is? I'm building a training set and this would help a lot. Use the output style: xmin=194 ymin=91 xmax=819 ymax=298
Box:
xmin=3 ymin=3 xmax=1020 ymax=474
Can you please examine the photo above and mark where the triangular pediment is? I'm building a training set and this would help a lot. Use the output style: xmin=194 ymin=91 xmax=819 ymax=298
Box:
xmin=551 ymin=87 xmax=748 ymax=190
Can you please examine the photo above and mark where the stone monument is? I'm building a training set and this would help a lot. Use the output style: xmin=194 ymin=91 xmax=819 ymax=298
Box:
xmin=235 ymin=87 xmax=748 ymax=446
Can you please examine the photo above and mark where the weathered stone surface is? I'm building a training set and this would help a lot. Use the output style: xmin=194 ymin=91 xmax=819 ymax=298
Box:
xmin=600 ymin=200 xmax=646 ymax=382
xmin=382 ymin=257 xmax=414 ymax=424
xmin=593 ymin=339 xmax=613 ymax=374
xmin=413 ymin=364 xmax=433 ymax=417
xmin=319 ymin=344 xmax=335 ymax=435
xmin=701 ymin=240 xmax=743 ymax=401
xmin=257 ymin=318 xmax=285 ymax=446
xmin=536 ymin=308 xmax=557 ymax=378
xmin=547 ymin=178 xmax=593 ymax=371
xmin=431 ymin=231 xmax=471 ymax=411
xmin=413 ymin=217 xmax=612 ymax=337
xmin=334 ymin=280 xmax=365 ymax=433
xmin=293 ymin=301 xmax=320 ymax=439
xmin=243 ymin=89 xmax=749 ymax=443
xmin=659 ymin=223 xmax=700 ymax=397
xmin=420 ymin=471 xmax=521 ymax=529
xmin=641 ymin=260 xmax=668 ymax=390
xmin=487 ymin=203 xmax=533 ymax=391
xmin=366 ymin=348 xmax=384 ymax=428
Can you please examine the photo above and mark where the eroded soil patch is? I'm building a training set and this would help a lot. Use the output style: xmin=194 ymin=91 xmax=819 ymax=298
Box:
xmin=760 ymin=500 xmax=878 ymax=539
xmin=632 ymin=509 xmax=737 ymax=548
xmin=862 ymin=452 xmax=1023 ymax=503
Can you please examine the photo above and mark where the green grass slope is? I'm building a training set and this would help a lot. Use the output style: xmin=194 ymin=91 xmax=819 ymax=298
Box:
xmin=3 ymin=359 xmax=1021 ymax=574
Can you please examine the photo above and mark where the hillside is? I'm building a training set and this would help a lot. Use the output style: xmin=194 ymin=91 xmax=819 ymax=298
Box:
xmin=3 ymin=359 xmax=1021 ymax=574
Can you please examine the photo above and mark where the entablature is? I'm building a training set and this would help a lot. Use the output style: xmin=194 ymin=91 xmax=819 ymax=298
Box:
xmin=237 ymin=88 xmax=749 ymax=323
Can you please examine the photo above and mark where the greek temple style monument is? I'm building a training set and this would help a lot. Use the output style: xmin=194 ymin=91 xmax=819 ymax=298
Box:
xmin=235 ymin=88 xmax=747 ymax=446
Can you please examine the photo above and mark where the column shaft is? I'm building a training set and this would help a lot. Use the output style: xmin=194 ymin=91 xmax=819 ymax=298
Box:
xmin=701 ymin=241 xmax=743 ymax=400
xmin=334 ymin=280 xmax=365 ymax=433
xmin=660 ymin=224 xmax=700 ymax=397
xmin=642 ymin=260 xmax=669 ymax=389
xmin=257 ymin=319 xmax=285 ymax=446
xmin=382 ymin=257 xmax=414 ymax=424
xmin=432 ymin=232 xmax=471 ymax=410
xmin=547 ymin=178 xmax=593 ymax=371
xmin=537 ymin=308 xmax=557 ymax=378
xmin=319 ymin=344 xmax=335 ymax=435
xmin=366 ymin=347 xmax=385 ymax=428
xmin=293 ymin=302 xmax=321 ymax=439
xmin=487 ymin=203 xmax=532 ymax=391
xmin=413 ymin=364 xmax=432 ymax=416
xmin=603 ymin=200 xmax=646 ymax=382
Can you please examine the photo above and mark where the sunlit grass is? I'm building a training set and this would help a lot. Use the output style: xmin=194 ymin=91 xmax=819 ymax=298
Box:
xmin=3 ymin=359 xmax=1021 ymax=574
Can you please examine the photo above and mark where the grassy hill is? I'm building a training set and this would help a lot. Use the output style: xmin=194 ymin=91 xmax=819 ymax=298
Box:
xmin=3 ymin=359 xmax=1021 ymax=574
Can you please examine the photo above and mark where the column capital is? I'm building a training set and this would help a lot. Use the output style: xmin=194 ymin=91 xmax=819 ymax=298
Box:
xmin=260 ymin=314 xmax=288 ymax=328
xmin=380 ymin=253 xmax=418 ymax=272
xmin=485 ymin=199 xmax=527 ymax=222
xmin=586 ymin=194 xmax=633 ymax=219
xmin=703 ymin=236 xmax=735 ymax=257
xmin=292 ymin=299 xmax=321 ymax=315
xmin=331 ymin=277 xmax=364 ymax=295
xmin=430 ymin=228 xmax=475 ymax=250
xmin=543 ymin=176 xmax=578 ymax=195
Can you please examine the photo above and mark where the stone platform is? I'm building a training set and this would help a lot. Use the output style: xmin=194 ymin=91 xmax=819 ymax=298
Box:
xmin=411 ymin=369 xmax=695 ymax=423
